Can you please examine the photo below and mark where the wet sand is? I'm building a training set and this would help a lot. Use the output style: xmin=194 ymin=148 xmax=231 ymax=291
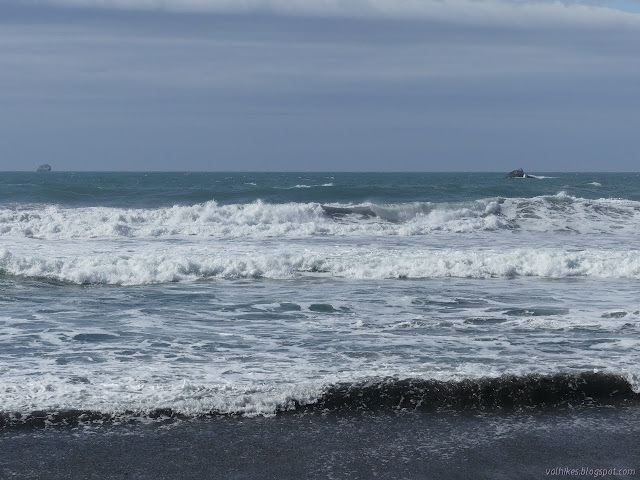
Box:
xmin=1 ymin=407 xmax=638 ymax=480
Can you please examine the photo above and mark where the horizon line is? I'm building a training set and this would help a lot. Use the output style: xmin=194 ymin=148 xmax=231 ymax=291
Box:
xmin=3 ymin=170 xmax=638 ymax=174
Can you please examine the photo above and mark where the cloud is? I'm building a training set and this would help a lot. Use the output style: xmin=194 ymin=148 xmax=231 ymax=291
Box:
xmin=2 ymin=0 xmax=639 ymax=171
xmin=16 ymin=0 xmax=640 ymax=27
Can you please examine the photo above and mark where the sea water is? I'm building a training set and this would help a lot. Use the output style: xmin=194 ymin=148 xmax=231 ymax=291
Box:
xmin=1 ymin=172 xmax=639 ymax=423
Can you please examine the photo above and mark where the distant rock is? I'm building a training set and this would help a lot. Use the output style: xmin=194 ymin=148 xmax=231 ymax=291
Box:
xmin=36 ymin=164 xmax=52 ymax=172
xmin=505 ymin=168 xmax=526 ymax=178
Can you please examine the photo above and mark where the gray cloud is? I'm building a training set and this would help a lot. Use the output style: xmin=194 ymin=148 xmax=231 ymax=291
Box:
xmin=1 ymin=4 xmax=639 ymax=171
xmin=8 ymin=0 xmax=640 ymax=26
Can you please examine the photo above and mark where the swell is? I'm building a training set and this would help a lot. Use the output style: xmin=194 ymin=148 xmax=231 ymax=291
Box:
xmin=1 ymin=372 xmax=638 ymax=429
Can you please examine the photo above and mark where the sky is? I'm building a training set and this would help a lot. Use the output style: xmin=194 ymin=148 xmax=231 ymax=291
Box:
xmin=1 ymin=0 xmax=640 ymax=171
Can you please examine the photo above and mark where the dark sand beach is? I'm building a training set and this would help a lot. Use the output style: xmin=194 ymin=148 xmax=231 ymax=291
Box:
xmin=2 ymin=406 xmax=638 ymax=480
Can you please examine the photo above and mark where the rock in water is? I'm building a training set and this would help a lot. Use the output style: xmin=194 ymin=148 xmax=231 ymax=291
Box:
xmin=505 ymin=168 xmax=524 ymax=178
xmin=36 ymin=164 xmax=52 ymax=172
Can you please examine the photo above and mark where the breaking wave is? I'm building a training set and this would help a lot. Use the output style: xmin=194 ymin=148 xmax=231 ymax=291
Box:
xmin=298 ymin=372 xmax=640 ymax=413
xmin=1 ymin=372 xmax=637 ymax=428
xmin=3 ymin=247 xmax=640 ymax=284
xmin=1 ymin=193 xmax=640 ymax=239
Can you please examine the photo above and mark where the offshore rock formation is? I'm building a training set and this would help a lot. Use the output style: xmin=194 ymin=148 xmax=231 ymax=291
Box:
xmin=505 ymin=168 xmax=531 ymax=178
xmin=36 ymin=164 xmax=52 ymax=172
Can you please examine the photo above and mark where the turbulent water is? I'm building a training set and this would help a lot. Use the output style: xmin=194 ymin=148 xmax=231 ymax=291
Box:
xmin=1 ymin=172 xmax=639 ymax=424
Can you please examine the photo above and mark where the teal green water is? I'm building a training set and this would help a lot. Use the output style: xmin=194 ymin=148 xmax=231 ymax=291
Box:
xmin=1 ymin=172 xmax=636 ymax=207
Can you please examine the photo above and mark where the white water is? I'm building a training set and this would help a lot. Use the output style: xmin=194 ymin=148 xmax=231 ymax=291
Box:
xmin=2 ymin=194 xmax=640 ymax=240
xmin=1 ymin=276 xmax=639 ymax=417
xmin=3 ymin=244 xmax=640 ymax=285
xmin=2 ymin=191 xmax=640 ymax=417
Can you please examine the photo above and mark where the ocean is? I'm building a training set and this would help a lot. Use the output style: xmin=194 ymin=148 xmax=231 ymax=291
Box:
xmin=1 ymin=172 xmax=639 ymax=478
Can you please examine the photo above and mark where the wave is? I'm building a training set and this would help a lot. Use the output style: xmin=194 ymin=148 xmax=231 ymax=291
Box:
xmin=298 ymin=372 xmax=640 ymax=413
xmin=3 ymin=247 xmax=640 ymax=284
xmin=290 ymin=183 xmax=334 ymax=189
xmin=1 ymin=193 xmax=639 ymax=239
xmin=1 ymin=372 xmax=637 ymax=428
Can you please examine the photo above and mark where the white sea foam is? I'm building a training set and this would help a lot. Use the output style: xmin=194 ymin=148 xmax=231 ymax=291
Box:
xmin=0 ymin=371 xmax=326 ymax=417
xmin=291 ymin=183 xmax=333 ymax=188
xmin=2 ymin=259 xmax=639 ymax=417
xmin=0 ymin=201 xmax=327 ymax=239
xmin=1 ymin=194 xmax=639 ymax=240
xmin=3 ymin=245 xmax=640 ymax=285
xmin=1 ymin=352 xmax=637 ymax=417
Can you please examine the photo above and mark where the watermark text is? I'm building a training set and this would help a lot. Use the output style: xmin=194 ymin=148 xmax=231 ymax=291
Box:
xmin=546 ymin=467 xmax=636 ymax=477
